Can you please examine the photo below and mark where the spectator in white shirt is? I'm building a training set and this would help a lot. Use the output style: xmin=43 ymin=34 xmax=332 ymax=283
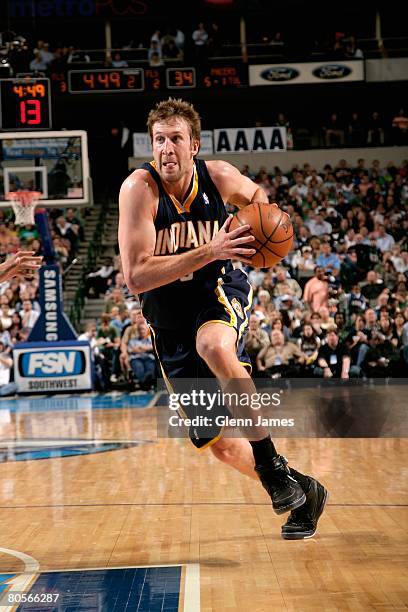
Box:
xmin=289 ymin=174 xmax=308 ymax=201
xmin=78 ymin=322 xmax=100 ymax=356
xmin=291 ymin=245 xmax=316 ymax=271
xmin=175 ymin=29 xmax=185 ymax=50
xmin=85 ymin=257 xmax=114 ymax=298
xmin=376 ymin=224 xmax=395 ymax=253
xmin=192 ymin=22 xmax=209 ymax=47
xmin=39 ymin=42 xmax=54 ymax=66
xmin=30 ymin=52 xmax=47 ymax=71
xmin=192 ymin=22 xmax=208 ymax=63
xmin=0 ymin=340 xmax=13 ymax=387
xmin=390 ymin=245 xmax=406 ymax=272
xmin=21 ymin=300 xmax=39 ymax=329
xmin=305 ymin=169 xmax=323 ymax=186
xmin=248 ymin=268 xmax=266 ymax=287
xmin=307 ymin=214 xmax=332 ymax=237
xmin=150 ymin=30 xmax=161 ymax=47
xmin=148 ymin=41 xmax=162 ymax=62
xmin=111 ymin=52 xmax=128 ymax=68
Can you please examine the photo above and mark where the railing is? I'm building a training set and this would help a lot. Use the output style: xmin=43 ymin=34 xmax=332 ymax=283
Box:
xmin=69 ymin=200 xmax=109 ymax=331
xmin=50 ymin=36 xmax=407 ymax=71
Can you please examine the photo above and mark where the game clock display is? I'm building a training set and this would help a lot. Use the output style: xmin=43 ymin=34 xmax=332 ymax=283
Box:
xmin=68 ymin=69 xmax=145 ymax=93
xmin=65 ymin=65 xmax=244 ymax=93
xmin=0 ymin=78 xmax=52 ymax=130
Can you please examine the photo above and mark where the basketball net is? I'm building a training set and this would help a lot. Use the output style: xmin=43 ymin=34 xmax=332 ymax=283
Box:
xmin=5 ymin=191 xmax=42 ymax=226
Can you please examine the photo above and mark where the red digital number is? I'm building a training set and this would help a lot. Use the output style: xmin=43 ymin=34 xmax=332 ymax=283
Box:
xmin=20 ymin=99 xmax=41 ymax=125
xmin=83 ymin=74 xmax=95 ymax=89
xmin=97 ymin=73 xmax=110 ymax=88
xmin=183 ymin=70 xmax=194 ymax=85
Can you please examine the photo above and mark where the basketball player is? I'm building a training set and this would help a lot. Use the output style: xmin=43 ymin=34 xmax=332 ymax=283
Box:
xmin=0 ymin=251 xmax=43 ymax=283
xmin=119 ymin=99 xmax=327 ymax=539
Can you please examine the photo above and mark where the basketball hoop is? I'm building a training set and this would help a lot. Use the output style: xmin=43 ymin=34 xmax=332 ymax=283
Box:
xmin=5 ymin=191 xmax=42 ymax=226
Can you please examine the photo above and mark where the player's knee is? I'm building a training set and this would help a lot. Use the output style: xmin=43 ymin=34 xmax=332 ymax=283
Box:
xmin=196 ymin=337 xmax=232 ymax=369
xmin=210 ymin=438 xmax=241 ymax=466
xmin=211 ymin=443 xmax=235 ymax=465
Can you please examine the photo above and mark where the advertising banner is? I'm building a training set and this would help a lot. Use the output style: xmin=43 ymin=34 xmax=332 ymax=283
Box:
xmin=365 ymin=58 xmax=408 ymax=82
xmin=133 ymin=130 xmax=213 ymax=157
xmin=249 ymin=61 xmax=364 ymax=86
xmin=213 ymin=127 xmax=287 ymax=153
xmin=13 ymin=341 xmax=93 ymax=393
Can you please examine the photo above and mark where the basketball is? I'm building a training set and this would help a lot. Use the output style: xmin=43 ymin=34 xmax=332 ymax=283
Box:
xmin=229 ymin=202 xmax=294 ymax=268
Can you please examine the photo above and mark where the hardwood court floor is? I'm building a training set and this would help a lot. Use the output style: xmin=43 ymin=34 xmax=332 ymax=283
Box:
xmin=0 ymin=394 xmax=406 ymax=611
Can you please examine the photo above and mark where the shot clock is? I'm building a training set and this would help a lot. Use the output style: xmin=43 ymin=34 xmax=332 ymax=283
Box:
xmin=0 ymin=78 xmax=52 ymax=130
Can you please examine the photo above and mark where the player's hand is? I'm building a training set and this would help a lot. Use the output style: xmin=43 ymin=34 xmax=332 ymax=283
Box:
xmin=0 ymin=251 xmax=43 ymax=283
xmin=209 ymin=216 xmax=256 ymax=264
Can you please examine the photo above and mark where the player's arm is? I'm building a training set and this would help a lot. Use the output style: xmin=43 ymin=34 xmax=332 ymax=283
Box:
xmin=0 ymin=251 xmax=43 ymax=283
xmin=207 ymin=160 xmax=270 ymax=208
xmin=118 ymin=172 xmax=256 ymax=294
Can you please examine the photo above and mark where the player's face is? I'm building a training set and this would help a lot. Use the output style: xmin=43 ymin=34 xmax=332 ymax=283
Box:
xmin=152 ymin=118 xmax=199 ymax=183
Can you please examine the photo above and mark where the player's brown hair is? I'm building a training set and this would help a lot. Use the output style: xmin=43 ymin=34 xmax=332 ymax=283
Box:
xmin=147 ymin=98 xmax=201 ymax=142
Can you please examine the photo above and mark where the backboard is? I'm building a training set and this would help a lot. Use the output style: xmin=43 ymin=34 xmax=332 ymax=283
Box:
xmin=0 ymin=130 xmax=91 ymax=208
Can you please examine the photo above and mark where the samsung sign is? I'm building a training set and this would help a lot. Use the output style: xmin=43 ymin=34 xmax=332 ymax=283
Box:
xmin=43 ymin=269 xmax=59 ymax=341
xmin=250 ymin=61 xmax=364 ymax=86
xmin=14 ymin=342 xmax=92 ymax=393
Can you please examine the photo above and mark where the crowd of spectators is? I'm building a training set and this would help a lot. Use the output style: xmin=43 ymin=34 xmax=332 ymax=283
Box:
xmin=322 ymin=109 xmax=408 ymax=148
xmin=78 ymin=156 xmax=408 ymax=390
xmin=4 ymin=23 xmax=223 ymax=77
xmin=0 ymin=156 xmax=407 ymax=394
xmin=0 ymin=205 xmax=85 ymax=393
xmin=3 ymin=21 xmax=408 ymax=80
xmin=238 ymin=157 xmax=408 ymax=379
xmin=81 ymin=256 xmax=155 ymax=391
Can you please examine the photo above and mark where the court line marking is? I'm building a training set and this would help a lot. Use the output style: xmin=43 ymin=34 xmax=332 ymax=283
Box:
xmin=0 ymin=502 xmax=406 ymax=508
xmin=38 ymin=563 xmax=200 ymax=612
xmin=24 ymin=562 xmax=195 ymax=572
xmin=0 ymin=559 xmax=200 ymax=612
xmin=0 ymin=547 xmax=39 ymax=612
xmin=183 ymin=563 xmax=200 ymax=612
xmin=0 ymin=439 xmax=154 ymax=447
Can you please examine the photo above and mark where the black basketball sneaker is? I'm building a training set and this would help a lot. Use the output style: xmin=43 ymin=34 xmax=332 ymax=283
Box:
xmin=281 ymin=477 xmax=328 ymax=540
xmin=255 ymin=455 xmax=306 ymax=515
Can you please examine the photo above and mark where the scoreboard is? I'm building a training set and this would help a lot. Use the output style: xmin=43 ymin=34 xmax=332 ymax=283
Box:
xmin=66 ymin=65 xmax=244 ymax=93
xmin=0 ymin=78 xmax=52 ymax=130
xmin=0 ymin=66 xmax=245 ymax=130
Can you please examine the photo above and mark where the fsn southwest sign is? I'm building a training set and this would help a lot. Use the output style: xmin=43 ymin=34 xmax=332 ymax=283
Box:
xmin=14 ymin=343 xmax=92 ymax=392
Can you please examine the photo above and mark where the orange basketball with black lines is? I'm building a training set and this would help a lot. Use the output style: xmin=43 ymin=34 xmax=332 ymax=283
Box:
xmin=230 ymin=202 xmax=294 ymax=268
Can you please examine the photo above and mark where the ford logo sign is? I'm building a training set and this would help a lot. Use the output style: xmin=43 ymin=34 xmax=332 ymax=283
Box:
xmin=313 ymin=64 xmax=352 ymax=79
xmin=261 ymin=67 xmax=299 ymax=82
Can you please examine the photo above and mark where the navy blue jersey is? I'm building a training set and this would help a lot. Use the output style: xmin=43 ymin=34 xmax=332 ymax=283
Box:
xmin=140 ymin=158 xmax=233 ymax=330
